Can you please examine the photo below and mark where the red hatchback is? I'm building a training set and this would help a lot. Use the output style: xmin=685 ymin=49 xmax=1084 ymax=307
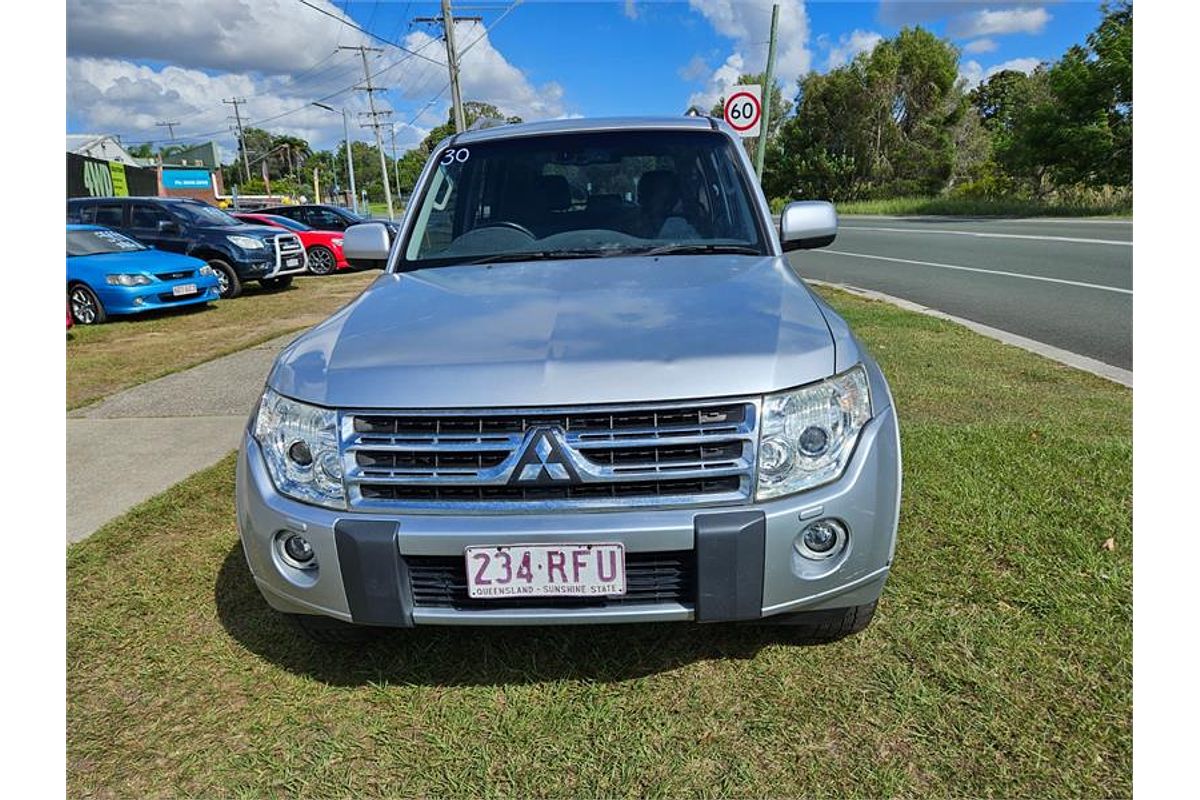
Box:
xmin=232 ymin=213 xmax=349 ymax=275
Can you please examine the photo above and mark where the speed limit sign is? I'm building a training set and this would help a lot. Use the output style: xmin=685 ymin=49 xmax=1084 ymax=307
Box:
xmin=723 ymin=84 xmax=762 ymax=138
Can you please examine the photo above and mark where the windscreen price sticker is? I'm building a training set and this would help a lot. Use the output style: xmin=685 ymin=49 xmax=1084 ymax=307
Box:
xmin=724 ymin=85 xmax=763 ymax=138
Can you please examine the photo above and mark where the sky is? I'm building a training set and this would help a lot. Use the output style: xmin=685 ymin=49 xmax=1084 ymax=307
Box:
xmin=65 ymin=0 xmax=1110 ymax=158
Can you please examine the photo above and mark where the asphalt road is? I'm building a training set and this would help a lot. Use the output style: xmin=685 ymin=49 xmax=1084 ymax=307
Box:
xmin=788 ymin=216 xmax=1132 ymax=370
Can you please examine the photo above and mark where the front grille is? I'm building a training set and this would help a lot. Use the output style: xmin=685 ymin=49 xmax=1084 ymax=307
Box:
xmin=341 ymin=399 xmax=759 ymax=511
xmin=272 ymin=234 xmax=306 ymax=274
xmin=154 ymin=269 xmax=194 ymax=281
xmin=407 ymin=550 xmax=694 ymax=609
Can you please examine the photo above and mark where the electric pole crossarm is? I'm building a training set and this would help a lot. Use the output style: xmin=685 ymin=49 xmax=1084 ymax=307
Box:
xmin=339 ymin=45 xmax=395 ymax=219
xmin=414 ymin=1 xmax=483 ymax=133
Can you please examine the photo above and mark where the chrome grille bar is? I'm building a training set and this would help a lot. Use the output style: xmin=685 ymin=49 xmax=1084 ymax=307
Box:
xmin=340 ymin=398 xmax=759 ymax=512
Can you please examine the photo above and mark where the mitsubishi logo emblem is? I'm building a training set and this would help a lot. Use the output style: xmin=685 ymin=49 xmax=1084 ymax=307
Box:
xmin=510 ymin=428 xmax=579 ymax=485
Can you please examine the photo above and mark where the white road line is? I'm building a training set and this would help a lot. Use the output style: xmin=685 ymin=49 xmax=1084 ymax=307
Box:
xmin=806 ymin=279 xmax=1132 ymax=388
xmin=840 ymin=225 xmax=1132 ymax=246
xmin=843 ymin=214 xmax=1132 ymax=225
xmin=813 ymin=249 xmax=1132 ymax=295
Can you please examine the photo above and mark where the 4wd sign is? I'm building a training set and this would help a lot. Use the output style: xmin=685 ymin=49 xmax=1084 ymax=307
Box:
xmin=723 ymin=85 xmax=762 ymax=138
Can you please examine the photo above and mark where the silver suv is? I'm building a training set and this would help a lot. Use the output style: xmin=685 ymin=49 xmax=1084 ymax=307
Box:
xmin=236 ymin=116 xmax=901 ymax=643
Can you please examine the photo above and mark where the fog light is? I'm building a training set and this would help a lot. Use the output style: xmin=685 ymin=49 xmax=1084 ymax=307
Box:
xmin=133 ymin=297 xmax=146 ymax=306
xmin=796 ymin=518 xmax=847 ymax=560
xmin=280 ymin=533 xmax=316 ymax=568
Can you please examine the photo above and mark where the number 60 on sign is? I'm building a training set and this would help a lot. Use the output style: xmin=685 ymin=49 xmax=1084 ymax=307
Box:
xmin=723 ymin=84 xmax=763 ymax=138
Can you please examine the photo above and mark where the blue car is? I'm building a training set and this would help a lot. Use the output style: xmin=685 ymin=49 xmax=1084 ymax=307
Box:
xmin=67 ymin=224 xmax=221 ymax=324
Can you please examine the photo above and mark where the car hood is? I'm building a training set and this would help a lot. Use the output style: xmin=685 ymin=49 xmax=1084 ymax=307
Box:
xmin=200 ymin=223 xmax=282 ymax=238
xmin=269 ymin=255 xmax=835 ymax=408
xmin=68 ymin=248 xmax=208 ymax=272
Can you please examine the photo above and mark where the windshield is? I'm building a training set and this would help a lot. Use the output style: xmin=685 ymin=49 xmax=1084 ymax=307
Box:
xmin=401 ymin=129 xmax=766 ymax=269
xmin=171 ymin=202 xmax=241 ymax=227
xmin=67 ymin=229 xmax=148 ymax=257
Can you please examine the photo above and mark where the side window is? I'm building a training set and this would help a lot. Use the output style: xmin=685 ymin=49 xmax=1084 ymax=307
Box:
xmin=93 ymin=203 xmax=124 ymax=228
xmin=313 ymin=210 xmax=342 ymax=229
xmin=68 ymin=203 xmax=91 ymax=223
xmin=289 ymin=209 xmax=313 ymax=226
xmin=130 ymin=204 xmax=173 ymax=229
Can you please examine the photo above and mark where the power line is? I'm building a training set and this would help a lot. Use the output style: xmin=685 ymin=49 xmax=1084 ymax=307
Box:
xmin=155 ymin=121 xmax=180 ymax=141
xmin=295 ymin=0 xmax=445 ymax=66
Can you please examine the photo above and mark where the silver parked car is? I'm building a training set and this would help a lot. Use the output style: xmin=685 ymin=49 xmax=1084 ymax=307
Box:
xmin=236 ymin=116 xmax=901 ymax=643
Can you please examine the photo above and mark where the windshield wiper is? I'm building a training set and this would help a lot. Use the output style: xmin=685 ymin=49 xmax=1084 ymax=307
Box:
xmin=635 ymin=243 xmax=763 ymax=257
xmin=460 ymin=249 xmax=620 ymax=266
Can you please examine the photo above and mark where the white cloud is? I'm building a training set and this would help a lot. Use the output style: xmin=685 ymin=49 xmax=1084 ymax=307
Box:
xmin=66 ymin=0 xmax=566 ymax=153
xmin=624 ymin=0 xmax=639 ymax=20
xmin=685 ymin=0 xmax=811 ymax=111
xmin=66 ymin=0 xmax=375 ymax=75
xmin=962 ymin=38 xmax=999 ymax=54
xmin=825 ymin=29 xmax=883 ymax=70
xmin=678 ymin=56 xmax=711 ymax=82
xmin=948 ymin=7 xmax=1051 ymax=38
xmin=958 ymin=56 xmax=1043 ymax=89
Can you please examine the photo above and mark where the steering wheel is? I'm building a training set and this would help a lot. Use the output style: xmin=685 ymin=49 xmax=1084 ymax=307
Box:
xmin=475 ymin=221 xmax=536 ymax=238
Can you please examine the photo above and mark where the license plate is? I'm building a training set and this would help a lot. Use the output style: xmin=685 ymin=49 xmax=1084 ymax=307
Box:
xmin=172 ymin=283 xmax=197 ymax=296
xmin=285 ymin=257 xmax=300 ymax=267
xmin=464 ymin=543 xmax=625 ymax=599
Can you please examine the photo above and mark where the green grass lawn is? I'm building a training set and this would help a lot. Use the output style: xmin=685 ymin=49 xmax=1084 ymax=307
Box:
xmin=66 ymin=271 xmax=378 ymax=410
xmin=66 ymin=287 xmax=1132 ymax=797
xmin=834 ymin=195 xmax=1132 ymax=218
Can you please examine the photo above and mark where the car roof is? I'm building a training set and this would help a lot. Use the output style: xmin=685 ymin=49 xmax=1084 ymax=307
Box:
xmin=68 ymin=196 xmax=207 ymax=205
xmin=67 ymin=224 xmax=105 ymax=231
xmin=450 ymin=115 xmax=720 ymax=145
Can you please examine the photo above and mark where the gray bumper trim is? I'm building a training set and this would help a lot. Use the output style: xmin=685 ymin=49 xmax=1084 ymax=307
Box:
xmin=694 ymin=510 xmax=766 ymax=622
xmin=334 ymin=519 xmax=414 ymax=627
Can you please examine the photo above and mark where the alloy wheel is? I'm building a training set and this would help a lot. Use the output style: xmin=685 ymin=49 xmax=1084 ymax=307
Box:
xmin=70 ymin=287 xmax=96 ymax=324
xmin=308 ymin=247 xmax=335 ymax=275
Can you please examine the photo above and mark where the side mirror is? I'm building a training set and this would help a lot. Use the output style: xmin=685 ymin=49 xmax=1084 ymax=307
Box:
xmin=157 ymin=220 xmax=180 ymax=234
xmin=343 ymin=222 xmax=392 ymax=270
xmin=780 ymin=201 xmax=837 ymax=251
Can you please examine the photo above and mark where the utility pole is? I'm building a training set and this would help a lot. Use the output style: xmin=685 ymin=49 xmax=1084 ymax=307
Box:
xmin=754 ymin=3 xmax=780 ymax=180
xmin=387 ymin=123 xmax=401 ymax=206
xmin=223 ymin=97 xmax=251 ymax=183
xmin=415 ymin=1 xmax=483 ymax=132
xmin=155 ymin=121 xmax=179 ymax=141
xmin=341 ymin=45 xmax=394 ymax=219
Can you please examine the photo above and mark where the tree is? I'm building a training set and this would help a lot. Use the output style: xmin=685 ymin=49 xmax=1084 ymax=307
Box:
xmin=771 ymin=26 xmax=962 ymax=201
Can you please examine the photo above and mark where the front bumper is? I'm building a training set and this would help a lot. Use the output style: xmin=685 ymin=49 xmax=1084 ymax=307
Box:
xmin=97 ymin=279 xmax=220 ymax=315
xmin=235 ymin=405 xmax=900 ymax=626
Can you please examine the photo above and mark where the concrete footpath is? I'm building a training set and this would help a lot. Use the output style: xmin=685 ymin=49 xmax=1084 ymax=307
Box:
xmin=66 ymin=334 xmax=296 ymax=543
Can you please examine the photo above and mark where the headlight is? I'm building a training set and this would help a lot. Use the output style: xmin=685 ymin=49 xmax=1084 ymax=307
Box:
xmin=253 ymin=387 xmax=345 ymax=509
xmin=198 ymin=264 xmax=215 ymax=277
xmin=756 ymin=365 xmax=871 ymax=501
xmin=332 ymin=238 xmax=344 ymax=247
xmin=227 ymin=235 xmax=266 ymax=250
xmin=105 ymin=273 xmax=152 ymax=286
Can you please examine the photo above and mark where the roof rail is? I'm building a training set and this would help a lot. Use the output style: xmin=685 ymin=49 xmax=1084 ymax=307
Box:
xmin=468 ymin=116 xmax=512 ymax=132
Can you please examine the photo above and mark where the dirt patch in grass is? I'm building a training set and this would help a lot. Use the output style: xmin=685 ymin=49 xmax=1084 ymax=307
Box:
xmin=67 ymin=286 xmax=1131 ymax=797
xmin=66 ymin=271 xmax=379 ymax=410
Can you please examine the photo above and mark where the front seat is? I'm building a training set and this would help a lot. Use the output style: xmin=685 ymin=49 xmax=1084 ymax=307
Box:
xmin=636 ymin=170 xmax=695 ymax=239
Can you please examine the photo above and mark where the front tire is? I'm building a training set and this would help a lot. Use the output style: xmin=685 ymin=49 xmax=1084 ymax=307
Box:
xmin=259 ymin=276 xmax=294 ymax=291
xmin=68 ymin=283 xmax=106 ymax=325
xmin=763 ymin=601 xmax=877 ymax=644
xmin=209 ymin=259 xmax=242 ymax=299
xmin=306 ymin=245 xmax=337 ymax=275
